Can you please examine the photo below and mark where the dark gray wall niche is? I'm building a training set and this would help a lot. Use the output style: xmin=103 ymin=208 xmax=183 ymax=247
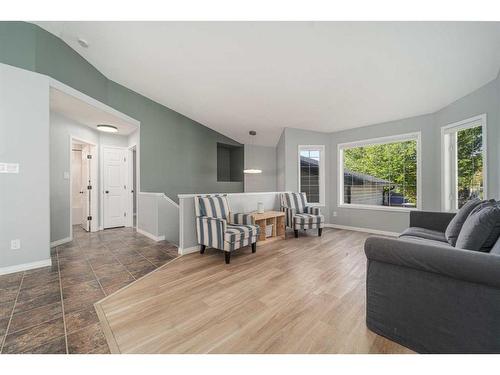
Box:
xmin=217 ymin=142 xmax=244 ymax=182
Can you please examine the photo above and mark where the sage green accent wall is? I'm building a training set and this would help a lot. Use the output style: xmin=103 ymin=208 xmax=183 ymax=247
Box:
xmin=0 ymin=22 xmax=244 ymax=201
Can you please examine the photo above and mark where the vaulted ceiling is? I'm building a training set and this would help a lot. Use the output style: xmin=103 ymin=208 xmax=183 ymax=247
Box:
xmin=35 ymin=22 xmax=500 ymax=146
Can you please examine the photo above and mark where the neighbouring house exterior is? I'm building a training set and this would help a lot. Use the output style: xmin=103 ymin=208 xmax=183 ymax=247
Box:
xmin=343 ymin=170 xmax=392 ymax=206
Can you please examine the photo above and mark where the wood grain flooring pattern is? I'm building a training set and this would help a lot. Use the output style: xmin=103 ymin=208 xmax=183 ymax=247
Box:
xmin=96 ymin=228 xmax=414 ymax=354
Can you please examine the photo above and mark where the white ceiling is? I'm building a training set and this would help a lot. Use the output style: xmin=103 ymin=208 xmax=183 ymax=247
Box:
xmin=36 ymin=22 xmax=500 ymax=146
xmin=50 ymin=87 xmax=138 ymax=135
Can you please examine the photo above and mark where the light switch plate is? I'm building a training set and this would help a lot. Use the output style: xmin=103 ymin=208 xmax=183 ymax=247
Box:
xmin=0 ymin=162 xmax=20 ymax=174
xmin=63 ymin=171 xmax=70 ymax=180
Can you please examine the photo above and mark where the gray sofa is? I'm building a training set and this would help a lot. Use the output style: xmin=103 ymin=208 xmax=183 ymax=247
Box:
xmin=365 ymin=210 xmax=500 ymax=353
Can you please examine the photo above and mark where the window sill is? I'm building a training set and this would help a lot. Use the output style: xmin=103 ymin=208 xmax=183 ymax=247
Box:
xmin=338 ymin=203 xmax=419 ymax=213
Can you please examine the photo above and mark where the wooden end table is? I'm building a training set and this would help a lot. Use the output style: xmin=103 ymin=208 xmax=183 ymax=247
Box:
xmin=251 ymin=211 xmax=286 ymax=243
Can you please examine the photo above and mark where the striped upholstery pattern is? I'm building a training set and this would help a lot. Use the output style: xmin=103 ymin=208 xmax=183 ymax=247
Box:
xmin=224 ymin=235 xmax=258 ymax=252
xmin=305 ymin=206 xmax=321 ymax=215
xmin=280 ymin=192 xmax=324 ymax=231
xmin=195 ymin=194 xmax=230 ymax=219
xmin=196 ymin=216 xmax=226 ymax=250
xmin=294 ymin=213 xmax=324 ymax=229
xmin=280 ymin=192 xmax=308 ymax=213
xmin=229 ymin=213 xmax=253 ymax=225
xmin=282 ymin=207 xmax=297 ymax=228
xmin=195 ymin=195 xmax=259 ymax=253
xmin=225 ymin=224 xmax=259 ymax=242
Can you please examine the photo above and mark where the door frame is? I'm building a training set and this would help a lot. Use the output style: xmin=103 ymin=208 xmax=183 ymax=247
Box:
xmin=69 ymin=136 xmax=99 ymax=240
xmin=127 ymin=143 xmax=139 ymax=229
xmin=100 ymin=145 xmax=130 ymax=230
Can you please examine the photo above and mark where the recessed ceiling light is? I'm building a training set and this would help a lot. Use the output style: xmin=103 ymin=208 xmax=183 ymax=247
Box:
xmin=97 ymin=124 xmax=118 ymax=133
xmin=77 ymin=38 xmax=89 ymax=48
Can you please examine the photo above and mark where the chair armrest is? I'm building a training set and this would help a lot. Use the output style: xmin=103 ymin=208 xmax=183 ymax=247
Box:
xmin=196 ymin=216 xmax=226 ymax=248
xmin=305 ymin=206 xmax=321 ymax=215
xmin=229 ymin=213 xmax=253 ymax=225
xmin=281 ymin=206 xmax=297 ymax=228
xmin=365 ymin=236 xmax=500 ymax=289
xmin=409 ymin=211 xmax=455 ymax=232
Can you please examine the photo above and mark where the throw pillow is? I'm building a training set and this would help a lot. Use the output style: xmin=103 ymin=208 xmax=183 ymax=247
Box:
xmin=445 ymin=198 xmax=482 ymax=246
xmin=455 ymin=202 xmax=500 ymax=251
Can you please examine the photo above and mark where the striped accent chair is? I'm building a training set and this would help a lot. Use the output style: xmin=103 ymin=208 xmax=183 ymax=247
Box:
xmin=280 ymin=192 xmax=324 ymax=238
xmin=194 ymin=194 xmax=260 ymax=264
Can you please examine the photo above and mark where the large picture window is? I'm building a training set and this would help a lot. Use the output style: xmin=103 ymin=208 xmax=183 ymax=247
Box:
xmin=442 ymin=115 xmax=486 ymax=211
xmin=299 ymin=145 xmax=325 ymax=205
xmin=338 ymin=133 xmax=421 ymax=210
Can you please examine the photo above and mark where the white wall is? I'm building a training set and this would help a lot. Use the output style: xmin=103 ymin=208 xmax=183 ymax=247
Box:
xmin=244 ymin=144 xmax=277 ymax=192
xmin=0 ymin=64 xmax=51 ymax=272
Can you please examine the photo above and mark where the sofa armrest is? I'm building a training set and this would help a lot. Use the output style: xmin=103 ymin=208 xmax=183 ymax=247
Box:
xmin=305 ymin=206 xmax=321 ymax=215
xmin=196 ymin=216 xmax=226 ymax=248
xmin=409 ymin=211 xmax=455 ymax=232
xmin=365 ymin=236 xmax=500 ymax=289
xmin=229 ymin=213 xmax=253 ymax=225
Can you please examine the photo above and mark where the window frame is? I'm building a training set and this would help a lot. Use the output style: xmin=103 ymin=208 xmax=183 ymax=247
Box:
xmin=298 ymin=145 xmax=326 ymax=207
xmin=440 ymin=114 xmax=487 ymax=212
xmin=337 ymin=132 xmax=422 ymax=212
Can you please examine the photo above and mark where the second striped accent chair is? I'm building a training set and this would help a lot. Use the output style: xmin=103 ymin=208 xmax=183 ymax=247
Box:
xmin=194 ymin=194 xmax=260 ymax=264
xmin=280 ymin=192 xmax=324 ymax=238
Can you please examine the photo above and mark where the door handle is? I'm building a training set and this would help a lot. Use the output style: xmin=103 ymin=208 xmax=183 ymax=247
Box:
xmin=105 ymin=190 xmax=109 ymax=194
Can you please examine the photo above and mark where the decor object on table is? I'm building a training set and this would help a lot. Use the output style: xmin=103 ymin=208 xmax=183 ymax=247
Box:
xmin=257 ymin=202 xmax=264 ymax=214
xmin=365 ymin=202 xmax=500 ymax=353
xmin=194 ymin=194 xmax=260 ymax=264
xmin=280 ymin=192 xmax=324 ymax=238
xmin=251 ymin=211 xmax=285 ymax=243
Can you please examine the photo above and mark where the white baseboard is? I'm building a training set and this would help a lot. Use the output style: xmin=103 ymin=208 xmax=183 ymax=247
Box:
xmin=136 ymin=228 xmax=165 ymax=242
xmin=324 ymin=223 xmax=399 ymax=237
xmin=50 ymin=236 xmax=72 ymax=248
xmin=0 ymin=259 xmax=52 ymax=276
xmin=178 ymin=245 xmax=199 ymax=256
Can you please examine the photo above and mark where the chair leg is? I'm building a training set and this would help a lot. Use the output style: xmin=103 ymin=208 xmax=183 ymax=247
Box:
xmin=252 ymin=242 xmax=257 ymax=253
xmin=294 ymin=229 xmax=299 ymax=238
xmin=318 ymin=228 xmax=322 ymax=237
xmin=200 ymin=245 xmax=206 ymax=254
xmin=225 ymin=251 xmax=231 ymax=264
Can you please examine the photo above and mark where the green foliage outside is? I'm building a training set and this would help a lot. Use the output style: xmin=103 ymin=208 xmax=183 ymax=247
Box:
xmin=344 ymin=140 xmax=417 ymax=204
xmin=457 ymin=126 xmax=483 ymax=207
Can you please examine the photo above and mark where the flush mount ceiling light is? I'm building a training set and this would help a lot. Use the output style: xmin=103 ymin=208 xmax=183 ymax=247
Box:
xmin=77 ymin=38 xmax=89 ymax=48
xmin=97 ymin=124 xmax=118 ymax=133
xmin=243 ymin=130 xmax=262 ymax=174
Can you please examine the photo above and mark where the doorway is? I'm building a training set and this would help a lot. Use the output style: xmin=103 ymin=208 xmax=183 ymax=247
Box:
xmin=70 ymin=138 xmax=98 ymax=235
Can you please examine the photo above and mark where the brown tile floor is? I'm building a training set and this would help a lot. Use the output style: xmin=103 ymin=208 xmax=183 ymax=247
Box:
xmin=0 ymin=226 xmax=178 ymax=354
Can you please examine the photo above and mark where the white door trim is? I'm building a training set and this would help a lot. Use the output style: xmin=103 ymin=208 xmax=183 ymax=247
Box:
xmin=128 ymin=144 xmax=139 ymax=229
xmin=70 ymin=135 xmax=99 ymax=240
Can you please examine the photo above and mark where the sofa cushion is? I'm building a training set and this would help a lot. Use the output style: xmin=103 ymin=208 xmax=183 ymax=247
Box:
xmin=445 ymin=198 xmax=481 ymax=246
xmin=398 ymin=235 xmax=453 ymax=248
xmin=400 ymin=227 xmax=447 ymax=243
xmin=224 ymin=224 xmax=260 ymax=243
xmin=456 ymin=202 xmax=500 ymax=252
xmin=490 ymin=236 xmax=500 ymax=255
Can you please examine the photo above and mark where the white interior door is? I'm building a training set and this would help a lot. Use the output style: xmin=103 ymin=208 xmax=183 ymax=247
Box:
xmin=103 ymin=147 xmax=127 ymax=229
xmin=81 ymin=145 xmax=91 ymax=231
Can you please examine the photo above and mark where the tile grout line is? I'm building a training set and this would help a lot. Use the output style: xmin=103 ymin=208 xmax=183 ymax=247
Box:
xmin=0 ymin=271 xmax=26 ymax=354
xmin=104 ymin=240 xmax=138 ymax=281
xmin=56 ymin=245 xmax=69 ymax=354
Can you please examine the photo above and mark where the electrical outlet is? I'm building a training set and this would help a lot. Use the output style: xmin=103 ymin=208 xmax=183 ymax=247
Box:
xmin=11 ymin=239 xmax=21 ymax=250
xmin=333 ymin=211 xmax=338 ymax=217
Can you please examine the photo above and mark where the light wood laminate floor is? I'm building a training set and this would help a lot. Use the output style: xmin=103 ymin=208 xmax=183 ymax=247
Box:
xmin=95 ymin=228 xmax=414 ymax=354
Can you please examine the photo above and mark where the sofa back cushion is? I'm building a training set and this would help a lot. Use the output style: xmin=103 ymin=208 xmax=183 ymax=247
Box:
xmin=455 ymin=202 xmax=500 ymax=252
xmin=195 ymin=194 xmax=230 ymax=219
xmin=445 ymin=198 xmax=481 ymax=246
xmin=281 ymin=192 xmax=308 ymax=213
